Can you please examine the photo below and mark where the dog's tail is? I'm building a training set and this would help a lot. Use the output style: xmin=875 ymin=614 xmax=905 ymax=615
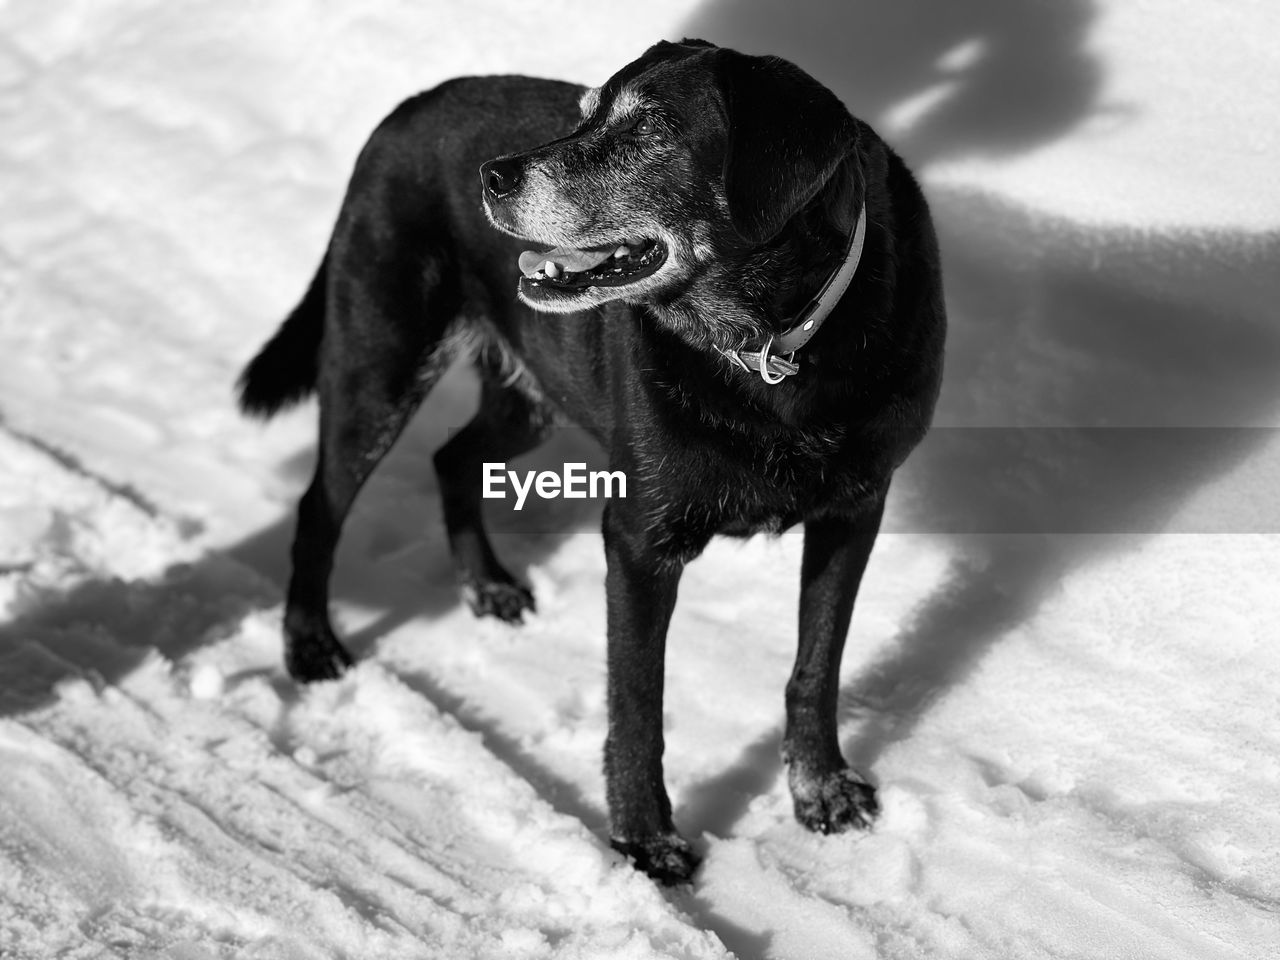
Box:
xmin=237 ymin=254 xmax=327 ymax=419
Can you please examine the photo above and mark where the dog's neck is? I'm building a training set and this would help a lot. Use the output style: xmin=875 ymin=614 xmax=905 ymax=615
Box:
xmin=666 ymin=196 xmax=866 ymax=376
xmin=644 ymin=159 xmax=870 ymax=385
xmin=718 ymin=205 xmax=867 ymax=381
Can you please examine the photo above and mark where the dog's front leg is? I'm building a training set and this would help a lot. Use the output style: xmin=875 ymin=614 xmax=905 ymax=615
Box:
xmin=784 ymin=496 xmax=887 ymax=834
xmin=601 ymin=501 xmax=702 ymax=885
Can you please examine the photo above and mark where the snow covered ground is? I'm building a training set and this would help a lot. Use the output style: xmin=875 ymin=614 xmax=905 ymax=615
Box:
xmin=2 ymin=1 xmax=1279 ymax=957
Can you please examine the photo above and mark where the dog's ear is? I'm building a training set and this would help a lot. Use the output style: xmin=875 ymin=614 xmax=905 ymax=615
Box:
xmin=716 ymin=50 xmax=858 ymax=244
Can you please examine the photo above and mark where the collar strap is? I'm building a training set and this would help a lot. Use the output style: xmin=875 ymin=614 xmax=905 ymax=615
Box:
xmin=719 ymin=205 xmax=868 ymax=383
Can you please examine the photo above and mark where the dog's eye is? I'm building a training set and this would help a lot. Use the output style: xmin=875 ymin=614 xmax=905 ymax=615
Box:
xmin=631 ymin=116 xmax=657 ymax=137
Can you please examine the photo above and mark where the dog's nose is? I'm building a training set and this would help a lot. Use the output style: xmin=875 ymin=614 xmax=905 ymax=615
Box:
xmin=480 ymin=158 xmax=522 ymax=199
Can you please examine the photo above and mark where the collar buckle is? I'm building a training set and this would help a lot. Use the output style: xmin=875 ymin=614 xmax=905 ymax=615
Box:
xmin=719 ymin=335 xmax=800 ymax=385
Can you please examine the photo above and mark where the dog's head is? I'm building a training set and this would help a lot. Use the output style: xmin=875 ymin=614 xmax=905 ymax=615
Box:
xmin=481 ymin=40 xmax=860 ymax=323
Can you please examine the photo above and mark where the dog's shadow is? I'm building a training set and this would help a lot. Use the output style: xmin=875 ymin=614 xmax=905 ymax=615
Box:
xmin=849 ymin=191 xmax=1280 ymax=760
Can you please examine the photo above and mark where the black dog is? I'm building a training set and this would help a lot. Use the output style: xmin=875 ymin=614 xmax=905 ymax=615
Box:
xmin=239 ymin=39 xmax=944 ymax=884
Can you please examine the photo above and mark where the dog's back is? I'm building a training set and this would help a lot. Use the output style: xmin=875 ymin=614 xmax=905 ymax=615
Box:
xmin=238 ymin=75 xmax=585 ymax=418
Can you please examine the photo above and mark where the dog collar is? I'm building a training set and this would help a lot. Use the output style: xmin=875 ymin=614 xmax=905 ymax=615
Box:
xmin=720 ymin=205 xmax=867 ymax=384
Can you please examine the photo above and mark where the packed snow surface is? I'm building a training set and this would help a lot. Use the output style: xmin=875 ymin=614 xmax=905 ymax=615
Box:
xmin=2 ymin=1 xmax=1278 ymax=958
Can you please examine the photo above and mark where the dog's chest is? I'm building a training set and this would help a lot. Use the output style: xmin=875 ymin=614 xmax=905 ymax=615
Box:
xmin=642 ymin=428 xmax=873 ymax=536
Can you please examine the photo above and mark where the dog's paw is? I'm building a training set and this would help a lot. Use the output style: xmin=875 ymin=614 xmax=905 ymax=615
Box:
xmin=791 ymin=767 xmax=879 ymax=835
xmin=285 ymin=630 xmax=354 ymax=683
xmin=463 ymin=579 xmax=536 ymax=624
xmin=611 ymin=832 xmax=701 ymax=886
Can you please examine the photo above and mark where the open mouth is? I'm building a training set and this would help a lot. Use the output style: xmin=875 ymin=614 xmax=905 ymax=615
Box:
xmin=517 ymin=238 xmax=667 ymax=302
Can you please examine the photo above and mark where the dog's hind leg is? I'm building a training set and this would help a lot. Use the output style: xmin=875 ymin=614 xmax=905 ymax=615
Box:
xmin=433 ymin=374 xmax=550 ymax=622
xmin=283 ymin=257 xmax=460 ymax=683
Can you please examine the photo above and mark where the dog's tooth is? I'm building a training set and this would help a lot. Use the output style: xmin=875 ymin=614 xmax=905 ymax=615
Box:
xmin=544 ymin=260 xmax=560 ymax=278
xmin=613 ymin=245 xmax=630 ymax=259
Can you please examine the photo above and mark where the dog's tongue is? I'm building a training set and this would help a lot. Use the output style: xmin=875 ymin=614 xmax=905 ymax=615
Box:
xmin=518 ymin=245 xmax=614 ymax=278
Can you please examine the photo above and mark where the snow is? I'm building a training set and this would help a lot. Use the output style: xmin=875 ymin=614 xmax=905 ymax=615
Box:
xmin=2 ymin=1 xmax=1278 ymax=958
